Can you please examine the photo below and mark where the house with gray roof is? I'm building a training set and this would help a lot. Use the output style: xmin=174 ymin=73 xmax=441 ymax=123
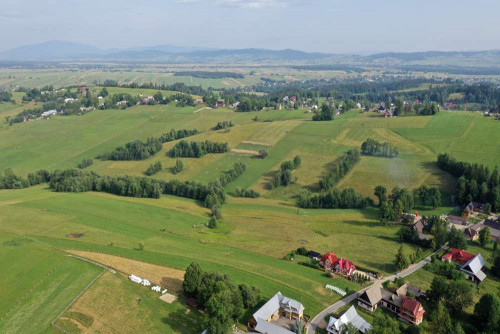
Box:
xmin=248 ymin=292 xmax=304 ymax=334
xmin=326 ymin=306 xmax=372 ymax=334
xmin=461 ymin=254 xmax=487 ymax=283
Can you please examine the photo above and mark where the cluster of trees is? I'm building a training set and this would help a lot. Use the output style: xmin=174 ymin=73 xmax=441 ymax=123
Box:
xmin=320 ymin=149 xmax=360 ymax=191
xmin=296 ymin=187 xmax=372 ymax=209
xmin=413 ymin=185 xmax=442 ymax=209
xmin=437 ymin=153 xmax=500 ymax=211
xmin=77 ymin=159 xmax=93 ymax=169
xmin=102 ymin=81 xmax=209 ymax=97
xmin=172 ymin=160 xmax=184 ymax=174
xmin=360 ymin=138 xmax=399 ymax=157
xmin=0 ymin=91 xmax=12 ymax=102
xmin=269 ymin=156 xmax=301 ymax=188
xmin=173 ymin=93 xmax=195 ymax=107
xmin=378 ymin=186 xmax=415 ymax=223
xmin=98 ymin=129 xmax=198 ymax=161
xmin=144 ymin=161 xmax=162 ymax=176
xmin=169 ymin=140 xmax=229 ymax=158
xmin=212 ymin=121 xmax=234 ymax=131
xmin=0 ymin=169 xmax=50 ymax=189
xmin=213 ymin=163 xmax=246 ymax=187
xmin=98 ymin=138 xmax=163 ymax=161
xmin=233 ymin=187 xmax=260 ymax=198
xmin=182 ymin=263 xmax=261 ymax=334
xmin=312 ymin=104 xmax=334 ymax=121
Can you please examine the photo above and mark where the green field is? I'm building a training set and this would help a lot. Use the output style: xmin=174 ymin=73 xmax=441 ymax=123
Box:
xmin=1 ymin=90 xmax=500 ymax=332
xmin=0 ymin=233 xmax=103 ymax=334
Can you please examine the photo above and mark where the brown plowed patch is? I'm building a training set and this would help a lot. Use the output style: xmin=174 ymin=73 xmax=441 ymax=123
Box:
xmin=231 ymin=148 xmax=260 ymax=155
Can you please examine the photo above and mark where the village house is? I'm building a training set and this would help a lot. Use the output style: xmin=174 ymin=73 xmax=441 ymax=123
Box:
xmin=442 ymin=249 xmax=487 ymax=283
xmin=460 ymin=254 xmax=487 ymax=283
xmin=443 ymin=102 xmax=458 ymax=110
xmin=215 ymin=101 xmax=225 ymax=108
xmin=194 ymin=98 xmax=204 ymax=105
xmin=229 ymin=102 xmax=240 ymax=109
xmin=78 ymin=87 xmax=89 ymax=93
xmin=320 ymin=252 xmax=356 ymax=277
xmin=412 ymin=219 xmax=430 ymax=240
xmin=462 ymin=201 xmax=484 ymax=218
xmin=64 ymin=97 xmax=76 ymax=103
xmin=116 ymin=100 xmax=127 ymax=107
xmin=447 ymin=215 xmax=469 ymax=226
xmin=357 ymin=283 xmax=425 ymax=325
xmin=248 ymin=292 xmax=304 ymax=334
xmin=465 ymin=218 xmax=500 ymax=243
xmin=326 ymin=306 xmax=372 ymax=334
xmin=79 ymin=106 xmax=95 ymax=112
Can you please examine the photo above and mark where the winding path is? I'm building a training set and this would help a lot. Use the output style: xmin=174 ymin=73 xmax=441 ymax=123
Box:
xmin=305 ymin=245 xmax=448 ymax=334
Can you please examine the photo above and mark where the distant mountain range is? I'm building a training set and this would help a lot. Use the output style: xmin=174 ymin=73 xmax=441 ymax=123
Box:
xmin=1 ymin=41 xmax=500 ymax=68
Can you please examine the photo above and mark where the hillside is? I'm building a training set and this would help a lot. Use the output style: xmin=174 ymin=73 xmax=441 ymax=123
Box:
xmin=1 ymin=87 xmax=500 ymax=333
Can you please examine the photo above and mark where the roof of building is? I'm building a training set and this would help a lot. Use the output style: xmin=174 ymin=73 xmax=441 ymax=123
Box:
xmin=336 ymin=258 xmax=356 ymax=272
xmin=327 ymin=306 xmax=372 ymax=334
xmin=484 ymin=218 xmax=500 ymax=231
xmin=255 ymin=320 xmax=294 ymax=334
xmin=442 ymin=248 xmax=476 ymax=263
xmin=321 ymin=252 xmax=340 ymax=266
xmin=253 ymin=292 xmax=282 ymax=321
xmin=396 ymin=283 xmax=424 ymax=297
xmin=461 ymin=254 xmax=486 ymax=275
xmin=448 ymin=215 xmax=468 ymax=224
xmin=359 ymin=283 xmax=383 ymax=306
xmin=281 ymin=296 xmax=304 ymax=314
xmin=401 ymin=296 xmax=423 ymax=316
xmin=463 ymin=202 xmax=474 ymax=213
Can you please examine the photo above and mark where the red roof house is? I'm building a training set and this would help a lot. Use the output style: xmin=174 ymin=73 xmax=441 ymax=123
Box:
xmin=321 ymin=252 xmax=356 ymax=277
xmin=290 ymin=96 xmax=297 ymax=102
xmin=442 ymin=248 xmax=475 ymax=265
xmin=335 ymin=258 xmax=356 ymax=276
xmin=400 ymin=296 xmax=425 ymax=325
xmin=321 ymin=252 xmax=339 ymax=270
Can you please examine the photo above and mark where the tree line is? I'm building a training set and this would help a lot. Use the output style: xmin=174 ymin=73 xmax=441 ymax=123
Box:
xmin=97 ymin=129 xmax=198 ymax=161
xmin=77 ymin=159 xmax=93 ymax=169
xmin=0 ymin=168 xmax=226 ymax=208
xmin=168 ymin=140 xmax=229 ymax=158
xmin=213 ymin=162 xmax=246 ymax=187
xmin=183 ymin=262 xmax=261 ymax=334
xmin=319 ymin=149 xmax=360 ymax=191
xmin=296 ymin=187 xmax=372 ymax=209
xmin=437 ymin=153 xmax=500 ymax=211
xmin=361 ymin=138 xmax=399 ymax=157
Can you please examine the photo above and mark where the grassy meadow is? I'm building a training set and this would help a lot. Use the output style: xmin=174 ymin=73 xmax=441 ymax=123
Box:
xmin=1 ymin=87 xmax=500 ymax=332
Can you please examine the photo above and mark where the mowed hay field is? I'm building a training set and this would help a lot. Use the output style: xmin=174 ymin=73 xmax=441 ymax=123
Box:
xmin=55 ymin=271 xmax=202 ymax=334
xmin=0 ymin=233 xmax=103 ymax=334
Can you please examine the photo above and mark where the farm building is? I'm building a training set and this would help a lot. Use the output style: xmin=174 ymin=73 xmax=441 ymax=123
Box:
xmin=326 ymin=306 xmax=372 ymax=334
xmin=248 ymin=291 xmax=304 ymax=334
xmin=194 ymin=98 xmax=204 ymax=105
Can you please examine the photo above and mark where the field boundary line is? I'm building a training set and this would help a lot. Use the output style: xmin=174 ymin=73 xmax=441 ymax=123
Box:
xmin=51 ymin=267 xmax=106 ymax=334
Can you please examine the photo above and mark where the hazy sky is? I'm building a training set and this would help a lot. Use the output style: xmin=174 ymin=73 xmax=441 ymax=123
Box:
xmin=1 ymin=0 xmax=499 ymax=54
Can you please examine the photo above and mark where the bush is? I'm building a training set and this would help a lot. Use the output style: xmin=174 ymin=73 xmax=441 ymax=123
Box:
xmin=77 ymin=159 xmax=93 ymax=169
xmin=144 ymin=161 xmax=162 ymax=176
xmin=172 ymin=159 xmax=184 ymax=174
xmin=208 ymin=216 xmax=218 ymax=229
